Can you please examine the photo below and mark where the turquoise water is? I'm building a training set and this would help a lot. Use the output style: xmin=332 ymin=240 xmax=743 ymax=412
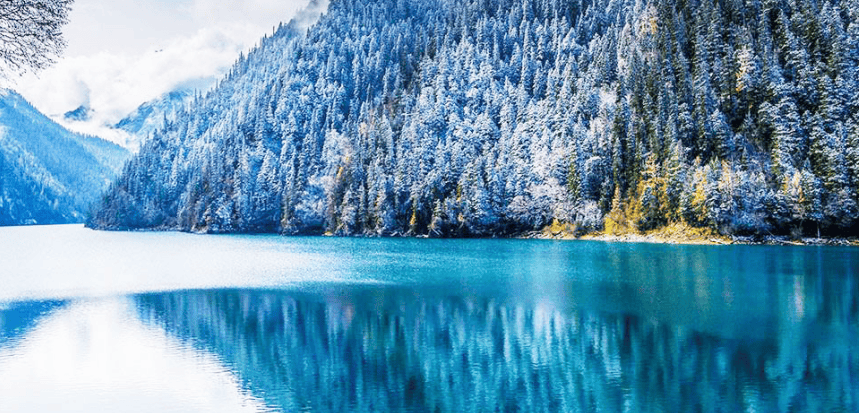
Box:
xmin=0 ymin=225 xmax=857 ymax=412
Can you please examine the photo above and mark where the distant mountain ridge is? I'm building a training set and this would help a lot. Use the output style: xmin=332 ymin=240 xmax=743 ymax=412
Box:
xmin=0 ymin=90 xmax=129 ymax=225
xmin=90 ymin=0 xmax=859 ymax=238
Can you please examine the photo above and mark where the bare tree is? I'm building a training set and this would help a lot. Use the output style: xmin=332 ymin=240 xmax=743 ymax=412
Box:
xmin=0 ymin=0 xmax=73 ymax=76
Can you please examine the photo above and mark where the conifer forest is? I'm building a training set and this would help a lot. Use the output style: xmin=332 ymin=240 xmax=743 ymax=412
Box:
xmin=90 ymin=0 xmax=859 ymax=239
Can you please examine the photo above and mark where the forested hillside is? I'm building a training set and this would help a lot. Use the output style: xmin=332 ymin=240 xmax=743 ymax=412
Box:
xmin=0 ymin=90 xmax=129 ymax=226
xmin=90 ymin=0 xmax=859 ymax=238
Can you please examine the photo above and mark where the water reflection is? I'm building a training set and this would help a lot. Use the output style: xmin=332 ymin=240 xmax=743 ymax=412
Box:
xmin=0 ymin=299 xmax=273 ymax=413
xmin=0 ymin=300 xmax=66 ymax=348
xmin=136 ymin=278 xmax=859 ymax=412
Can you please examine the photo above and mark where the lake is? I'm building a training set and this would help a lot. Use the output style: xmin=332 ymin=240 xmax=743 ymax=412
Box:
xmin=0 ymin=224 xmax=857 ymax=412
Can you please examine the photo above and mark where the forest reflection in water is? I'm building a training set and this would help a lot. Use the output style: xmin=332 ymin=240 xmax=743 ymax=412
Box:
xmin=136 ymin=269 xmax=858 ymax=413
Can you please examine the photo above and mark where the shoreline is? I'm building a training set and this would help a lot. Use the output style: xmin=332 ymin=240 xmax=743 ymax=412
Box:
xmin=527 ymin=231 xmax=859 ymax=247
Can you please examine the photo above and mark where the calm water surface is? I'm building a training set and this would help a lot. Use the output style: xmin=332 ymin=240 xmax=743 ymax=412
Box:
xmin=0 ymin=224 xmax=857 ymax=412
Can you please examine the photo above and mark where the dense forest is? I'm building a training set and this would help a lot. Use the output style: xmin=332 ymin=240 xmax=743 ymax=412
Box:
xmin=0 ymin=90 xmax=129 ymax=226
xmin=90 ymin=0 xmax=859 ymax=238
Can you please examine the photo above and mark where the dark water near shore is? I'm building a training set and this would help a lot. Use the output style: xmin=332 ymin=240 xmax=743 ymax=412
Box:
xmin=1 ymin=225 xmax=857 ymax=412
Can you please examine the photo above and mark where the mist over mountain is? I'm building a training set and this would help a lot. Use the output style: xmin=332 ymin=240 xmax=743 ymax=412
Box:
xmin=0 ymin=90 xmax=129 ymax=226
xmin=90 ymin=0 xmax=859 ymax=238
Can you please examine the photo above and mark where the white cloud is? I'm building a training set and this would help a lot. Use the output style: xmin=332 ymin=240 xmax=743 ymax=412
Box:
xmin=12 ymin=27 xmax=251 ymax=145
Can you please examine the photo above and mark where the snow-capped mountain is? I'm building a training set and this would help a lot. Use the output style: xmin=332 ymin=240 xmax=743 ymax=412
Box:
xmin=114 ymin=89 xmax=195 ymax=148
xmin=91 ymin=0 xmax=859 ymax=238
xmin=63 ymin=104 xmax=94 ymax=122
xmin=54 ymin=89 xmax=196 ymax=152
xmin=0 ymin=90 xmax=130 ymax=226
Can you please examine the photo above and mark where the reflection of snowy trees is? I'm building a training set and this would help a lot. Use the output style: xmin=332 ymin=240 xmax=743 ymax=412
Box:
xmin=137 ymin=278 xmax=858 ymax=412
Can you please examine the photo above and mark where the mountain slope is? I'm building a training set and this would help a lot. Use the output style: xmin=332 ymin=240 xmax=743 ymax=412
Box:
xmin=90 ymin=0 xmax=859 ymax=237
xmin=0 ymin=90 xmax=130 ymax=225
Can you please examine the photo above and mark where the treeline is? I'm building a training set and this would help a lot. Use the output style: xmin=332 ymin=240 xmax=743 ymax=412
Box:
xmin=90 ymin=0 xmax=859 ymax=237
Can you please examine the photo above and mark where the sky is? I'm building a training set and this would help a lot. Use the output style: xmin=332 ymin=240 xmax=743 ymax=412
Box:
xmin=7 ymin=0 xmax=313 ymax=145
